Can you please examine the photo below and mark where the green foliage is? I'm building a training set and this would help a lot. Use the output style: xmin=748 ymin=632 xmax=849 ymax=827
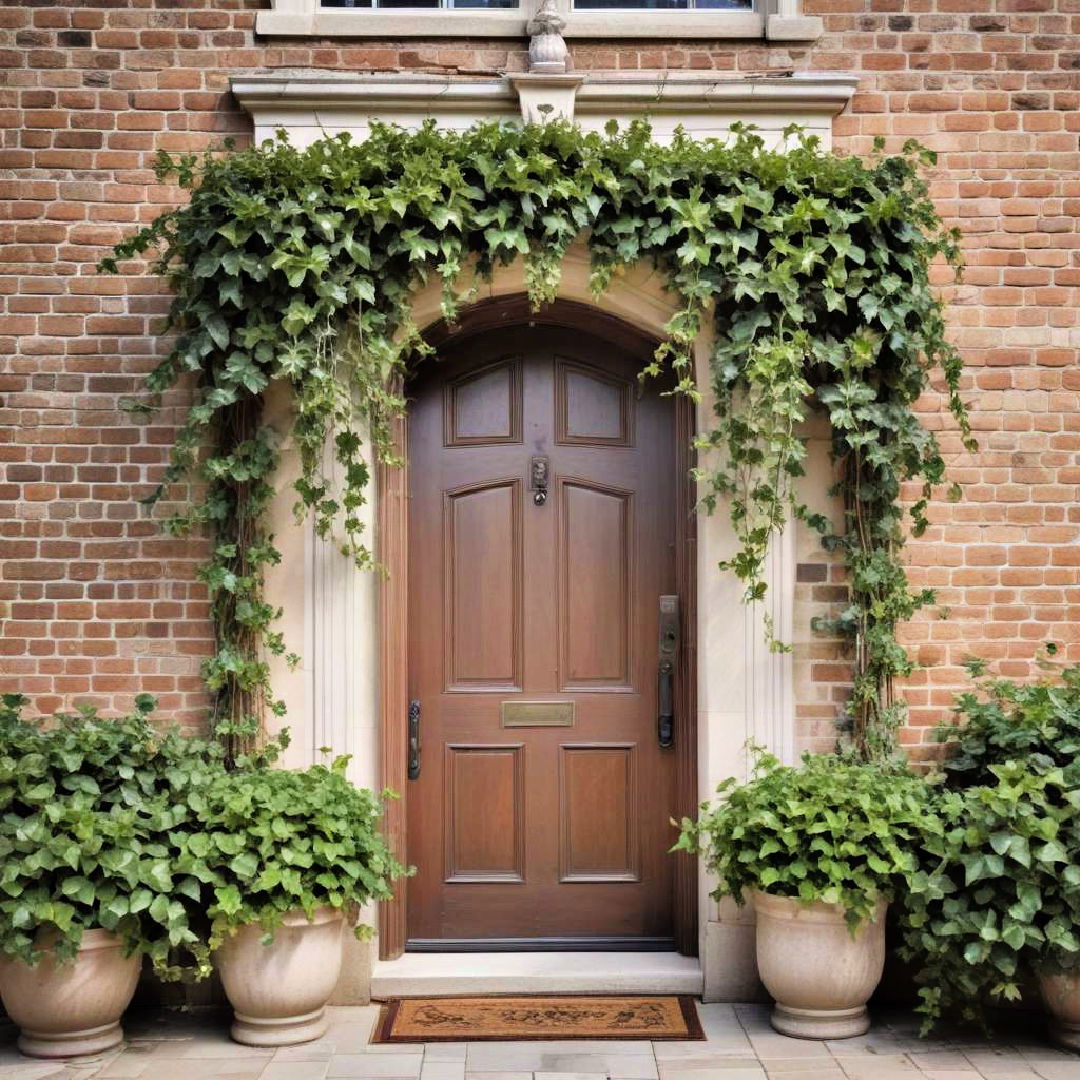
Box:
xmin=102 ymin=119 xmax=970 ymax=760
xmin=187 ymin=757 xmax=408 ymax=948
xmin=676 ymin=751 xmax=933 ymax=927
xmin=900 ymin=762 xmax=1080 ymax=1030
xmin=0 ymin=694 xmax=404 ymax=974
xmin=901 ymin=661 xmax=1080 ymax=1030
xmin=0 ymin=694 xmax=223 ymax=976
xmin=937 ymin=658 xmax=1080 ymax=789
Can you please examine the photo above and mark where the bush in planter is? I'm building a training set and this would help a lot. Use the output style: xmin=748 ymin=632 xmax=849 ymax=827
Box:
xmin=903 ymin=660 xmax=1080 ymax=1037
xmin=0 ymin=693 xmax=233 ymax=1055
xmin=677 ymin=751 xmax=933 ymax=1038
xmin=677 ymin=751 xmax=933 ymax=924
xmin=900 ymin=760 xmax=1080 ymax=1032
xmin=0 ymin=693 xmax=227 ymax=975
xmin=191 ymin=755 xmax=406 ymax=944
xmin=187 ymin=756 xmax=408 ymax=1046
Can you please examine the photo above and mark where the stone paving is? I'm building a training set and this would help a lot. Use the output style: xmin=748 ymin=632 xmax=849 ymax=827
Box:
xmin=1 ymin=1004 xmax=1078 ymax=1080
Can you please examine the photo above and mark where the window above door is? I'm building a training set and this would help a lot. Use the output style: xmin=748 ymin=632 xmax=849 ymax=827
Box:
xmin=319 ymin=0 xmax=752 ymax=8
xmin=257 ymin=0 xmax=823 ymax=41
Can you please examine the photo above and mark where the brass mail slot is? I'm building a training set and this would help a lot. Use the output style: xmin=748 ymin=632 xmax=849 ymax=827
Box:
xmin=501 ymin=701 xmax=575 ymax=728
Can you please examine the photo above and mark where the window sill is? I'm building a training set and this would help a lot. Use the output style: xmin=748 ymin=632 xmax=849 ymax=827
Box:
xmin=253 ymin=9 xmax=823 ymax=41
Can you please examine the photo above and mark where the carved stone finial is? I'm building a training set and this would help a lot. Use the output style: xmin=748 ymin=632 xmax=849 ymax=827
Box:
xmin=527 ymin=0 xmax=568 ymax=75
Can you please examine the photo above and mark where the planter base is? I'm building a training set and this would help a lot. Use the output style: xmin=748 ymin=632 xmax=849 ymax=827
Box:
xmin=231 ymin=1006 xmax=328 ymax=1047
xmin=1048 ymin=1018 xmax=1080 ymax=1053
xmin=771 ymin=1004 xmax=870 ymax=1041
xmin=18 ymin=1019 xmax=124 ymax=1059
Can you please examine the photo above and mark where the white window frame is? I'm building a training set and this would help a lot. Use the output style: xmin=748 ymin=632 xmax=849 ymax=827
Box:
xmin=256 ymin=0 xmax=822 ymax=41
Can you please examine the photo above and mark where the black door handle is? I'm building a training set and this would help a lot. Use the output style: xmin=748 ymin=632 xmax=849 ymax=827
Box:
xmin=657 ymin=595 xmax=679 ymax=749
xmin=408 ymin=699 xmax=421 ymax=780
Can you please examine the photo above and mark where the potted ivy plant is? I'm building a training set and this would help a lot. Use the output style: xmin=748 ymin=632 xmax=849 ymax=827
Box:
xmin=900 ymin=761 xmax=1080 ymax=1042
xmin=0 ymin=694 xmax=220 ymax=1058
xmin=904 ymin=658 xmax=1080 ymax=1045
xmin=677 ymin=751 xmax=932 ymax=1039
xmin=191 ymin=756 xmax=406 ymax=1047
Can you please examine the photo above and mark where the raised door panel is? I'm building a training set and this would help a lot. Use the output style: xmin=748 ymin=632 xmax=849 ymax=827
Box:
xmin=559 ymin=744 xmax=639 ymax=882
xmin=445 ymin=744 xmax=525 ymax=883
xmin=556 ymin=359 xmax=633 ymax=447
xmin=444 ymin=480 xmax=522 ymax=690
xmin=558 ymin=479 xmax=632 ymax=690
xmin=445 ymin=359 xmax=522 ymax=446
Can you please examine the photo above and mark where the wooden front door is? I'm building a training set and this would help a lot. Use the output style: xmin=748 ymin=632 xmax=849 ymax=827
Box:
xmin=406 ymin=323 xmax=678 ymax=947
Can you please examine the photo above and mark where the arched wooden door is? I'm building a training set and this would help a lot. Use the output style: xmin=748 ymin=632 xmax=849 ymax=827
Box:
xmin=405 ymin=321 xmax=681 ymax=949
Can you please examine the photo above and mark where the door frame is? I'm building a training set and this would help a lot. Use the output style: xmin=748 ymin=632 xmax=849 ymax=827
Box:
xmin=377 ymin=295 xmax=698 ymax=961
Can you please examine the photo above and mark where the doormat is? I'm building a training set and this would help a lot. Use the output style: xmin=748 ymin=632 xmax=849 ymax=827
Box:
xmin=373 ymin=995 xmax=704 ymax=1042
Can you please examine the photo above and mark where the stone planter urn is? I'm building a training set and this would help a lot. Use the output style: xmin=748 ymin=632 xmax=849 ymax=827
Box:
xmin=1039 ymin=969 xmax=1080 ymax=1051
xmin=0 ymin=929 xmax=140 ymax=1058
xmin=217 ymin=906 xmax=345 ymax=1046
xmin=751 ymin=890 xmax=887 ymax=1039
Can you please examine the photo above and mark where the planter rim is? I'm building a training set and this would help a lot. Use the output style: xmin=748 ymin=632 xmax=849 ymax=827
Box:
xmin=17 ymin=927 xmax=127 ymax=958
xmin=750 ymin=888 xmax=887 ymax=925
xmin=282 ymin=905 xmax=345 ymax=928
xmin=248 ymin=905 xmax=345 ymax=930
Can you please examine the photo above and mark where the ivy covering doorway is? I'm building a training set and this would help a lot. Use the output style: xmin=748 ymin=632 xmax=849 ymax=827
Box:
xmin=103 ymin=119 xmax=971 ymax=774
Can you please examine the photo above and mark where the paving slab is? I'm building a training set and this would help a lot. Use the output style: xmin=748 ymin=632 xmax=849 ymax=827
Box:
xmin=461 ymin=1073 xmax=532 ymax=1080
xmin=261 ymin=1063 xmax=331 ymax=1080
xmin=657 ymin=1070 xmax=766 ymax=1080
xmin=763 ymin=1068 xmax=846 ymax=1080
xmin=272 ymin=1042 xmax=338 ymax=1063
xmin=533 ymin=1073 xmax=610 ymax=1080
xmin=0 ymin=1064 xmax=77 ymax=1080
xmin=327 ymin=1054 xmax=424 ymax=1078
xmin=421 ymin=1063 xmax=466 ymax=1080
xmin=118 ymin=1059 xmax=266 ymax=1080
xmin=1027 ymin=1064 xmax=1080 ymax=1080
xmin=424 ymin=1048 xmax=468 ymax=1063
xmin=654 ymin=1048 xmax=756 ymax=1064
xmin=3 ymin=1004 xmax=1080 ymax=1080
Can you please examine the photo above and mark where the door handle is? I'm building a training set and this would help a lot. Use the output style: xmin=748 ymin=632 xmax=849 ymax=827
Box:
xmin=408 ymin=699 xmax=421 ymax=780
xmin=657 ymin=595 xmax=679 ymax=750
xmin=530 ymin=456 xmax=549 ymax=507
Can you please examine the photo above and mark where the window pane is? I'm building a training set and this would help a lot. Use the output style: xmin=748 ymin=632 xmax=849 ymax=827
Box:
xmin=575 ymin=0 xmax=751 ymax=6
xmin=574 ymin=0 xmax=687 ymax=7
xmin=320 ymin=0 xmax=521 ymax=6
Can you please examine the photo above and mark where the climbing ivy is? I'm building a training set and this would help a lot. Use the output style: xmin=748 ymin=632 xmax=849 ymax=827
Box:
xmin=102 ymin=119 xmax=972 ymax=761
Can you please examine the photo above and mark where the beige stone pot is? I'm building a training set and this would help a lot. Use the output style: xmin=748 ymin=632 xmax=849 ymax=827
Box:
xmin=0 ymin=929 xmax=140 ymax=1058
xmin=751 ymin=890 xmax=887 ymax=1040
xmin=217 ymin=906 xmax=345 ymax=1046
xmin=1039 ymin=969 xmax=1080 ymax=1052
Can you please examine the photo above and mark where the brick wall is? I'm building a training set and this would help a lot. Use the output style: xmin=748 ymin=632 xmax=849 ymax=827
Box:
xmin=1 ymin=1 xmax=1077 ymax=748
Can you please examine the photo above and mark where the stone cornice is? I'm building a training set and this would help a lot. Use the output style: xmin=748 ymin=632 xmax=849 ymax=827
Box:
xmin=231 ymin=71 xmax=859 ymax=136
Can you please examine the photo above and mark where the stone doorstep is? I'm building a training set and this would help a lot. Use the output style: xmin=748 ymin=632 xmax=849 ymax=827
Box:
xmin=369 ymin=953 xmax=703 ymax=999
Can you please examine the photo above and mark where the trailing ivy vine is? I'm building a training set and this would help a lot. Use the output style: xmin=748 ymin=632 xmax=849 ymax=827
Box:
xmin=102 ymin=119 xmax=971 ymax=762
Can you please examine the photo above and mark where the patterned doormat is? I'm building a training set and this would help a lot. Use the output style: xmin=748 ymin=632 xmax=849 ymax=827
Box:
xmin=373 ymin=995 xmax=704 ymax=1042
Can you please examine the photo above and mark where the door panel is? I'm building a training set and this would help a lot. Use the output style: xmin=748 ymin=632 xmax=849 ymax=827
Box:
xmin=444 ymin=744 xmax=525 ymax=883
xmin=445 ymin=359 xmax=522 ymax=446
xmin=559 ymin=480 xmax=632 ymax=689
xmin=559 ymin=744 xmax=639 ymax=883
xmin=444 ymin=480 xmax=523 ymax=689
xmin=407 ymin=325 xmax=677 ymax=946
